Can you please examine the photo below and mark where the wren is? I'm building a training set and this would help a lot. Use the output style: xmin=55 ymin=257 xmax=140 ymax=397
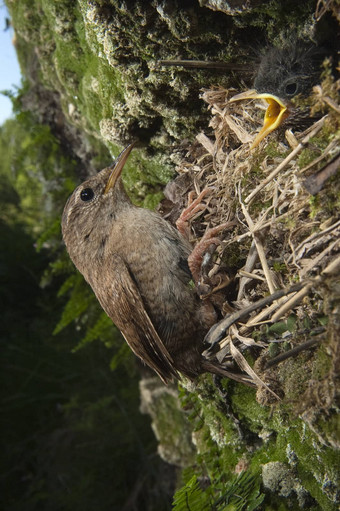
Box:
xmin=62 ymin=143 xmax=240 ymax=384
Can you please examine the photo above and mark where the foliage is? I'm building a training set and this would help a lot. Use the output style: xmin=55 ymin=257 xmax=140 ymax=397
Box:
xmin=0 ymin=103 xmax=173 ymax=509
xmin=172 ymin=472 xmax=265 ymax=511
xmin=176 ymin=374 xmax=340 ymax=511
xmin=173 ymin=475 xmax=213 ymax=510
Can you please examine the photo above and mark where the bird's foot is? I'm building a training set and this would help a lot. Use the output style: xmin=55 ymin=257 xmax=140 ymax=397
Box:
xmin=176 ymin=188 xmax=212 ymax=238
xmin=177 ymin=188 xmax=235 ymax=298
xmin=188 ymin=221 xmax=234 ymax=287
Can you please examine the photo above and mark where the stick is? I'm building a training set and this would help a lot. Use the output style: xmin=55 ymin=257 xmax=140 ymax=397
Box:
xmin=265 ymin=338 xmax=321 ymax=368
xmin=245 ymin=116 xmax=327 ymax=204
xmin=287 ymin=218 xmax=340 ymax=263
xmin=303 ymin=153 xmax=340 ymax=195
xmin=239 ymin=191 xmax=277 ymax=294
xmin=204 ymin=282 xmax=304 ymax=349
xmin=270 ymin=284 xmax=313 ymax=322
xmin=158 ymin=59 xmax=250 ymax=71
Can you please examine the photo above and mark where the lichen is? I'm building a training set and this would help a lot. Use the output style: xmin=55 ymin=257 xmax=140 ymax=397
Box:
xmin=139 ymin=377 xmax=196 ymax=467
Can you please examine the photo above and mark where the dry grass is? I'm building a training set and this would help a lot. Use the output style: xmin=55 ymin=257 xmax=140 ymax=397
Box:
xmin=169 ymin=72 xmax=340 ymax=402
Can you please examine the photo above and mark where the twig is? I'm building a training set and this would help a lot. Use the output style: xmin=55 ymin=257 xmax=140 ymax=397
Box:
xmin=321 ymin=253 xmax=340 ymax=276
xmin=239 ymin=189 xmax=277 ymax=294
xmin=230 ymin=202 xmax=308 ymax=245
xmin=303 ymin=153 xmax=340 ymax=195
xmin=272 ymin=251 xmax=340 ymax=321
xmin=230 ymin=324 xmax=265 ymax=347
xmin=315 ymin=0 xmax=333 ymax=21
xmin=241 ymin=298 xmax=288 ymax=328
xmin=287 ymin=218 xmax=340 ymax=263
xmin=205 ymin=255 xmax=340 ymax=350
xmin=196 ymin=133 xmax=215 ymax=155
xmin=204 ymin=282 xmax=304 ymax=349
xmin=245 ymin=116 xmax=327 ymax=204
xmin=313 ymin=85 xmax=340 ymax=113
xmin=270 ymin=283 xmax=313 ymax=322
xmin=238 ymin=269 xmax=265 ymax=282
xmin=322 ymin=96 xmax=340 ymax=114
xmin=265 ymin=338 xmax=321 ymax=368
xmin=299 ymin=238 xmax=340 ymax=277
xmin=158 ymin=59 xmax=251 ymax=71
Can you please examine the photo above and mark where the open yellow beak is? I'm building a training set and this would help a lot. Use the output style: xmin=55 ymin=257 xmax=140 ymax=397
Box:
xmin=230 ymin=90 xmax=289 ymax=149
xmin=104 ymin=141 xmax=136 ymax=194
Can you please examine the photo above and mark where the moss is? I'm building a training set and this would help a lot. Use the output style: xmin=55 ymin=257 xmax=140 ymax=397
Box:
xmin=176 ymin=317 xmax=338 ymax=508
xmin=10 ymin=0 xmax=318 ymax=174
xmin=232 ymin=385 xmax=271 ymax=431
xmin=268 ymin=342 xmax=280 ymax=358
xmin=298 ymin=147 xmax=321 ymax=169
xmin=178 ymin=375 xmax=339 ymax=509
xmin=265 ymin=141 xmax=290 ymax=159
xmin=309 ymin=195 xmax=320 ymax=218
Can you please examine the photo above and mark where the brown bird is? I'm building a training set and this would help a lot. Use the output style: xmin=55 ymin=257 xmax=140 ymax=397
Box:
xmin=62 ymin=143 xmax=247 ymax=384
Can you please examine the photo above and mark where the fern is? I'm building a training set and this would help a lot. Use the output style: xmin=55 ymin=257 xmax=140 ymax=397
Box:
xmin=172 ymin=475 xmax=212 ymax=511
xmin=172 ymin=472 xmax=265 ymax=511
xmin=109 ymin=342 xmax=132 ymax=371
xmin=216 ymin=472 xmax=265 ymax=511
xmin=72 ymin=312 xmax=115 ymax=352
xmin=53 ymin=274 xmax=94 ymax=334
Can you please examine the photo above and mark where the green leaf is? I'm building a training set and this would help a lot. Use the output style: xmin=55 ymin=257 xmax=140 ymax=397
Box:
xmin=172 ymin=476 xmax=212 ymax=511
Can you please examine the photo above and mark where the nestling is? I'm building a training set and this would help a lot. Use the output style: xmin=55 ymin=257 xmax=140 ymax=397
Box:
xmin=231 ymin=39 xmax=330 ymax=147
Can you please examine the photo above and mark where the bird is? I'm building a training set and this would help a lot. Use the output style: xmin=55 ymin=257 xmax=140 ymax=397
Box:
xmin=62 ymin=143 xmax=250 ymax=385
xmin=231 ymin=39 xmax=330 ymax=147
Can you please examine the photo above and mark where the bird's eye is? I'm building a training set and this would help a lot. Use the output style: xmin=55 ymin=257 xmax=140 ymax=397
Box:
xmin=80 ymin=188 xmax=95 ymax=202
xmin=285 ymin=82 xmax=298 ymax=96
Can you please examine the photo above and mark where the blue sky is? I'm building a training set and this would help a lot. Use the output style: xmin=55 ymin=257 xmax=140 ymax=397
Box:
xmin=0 ymin=3 xmax=22 ymax=125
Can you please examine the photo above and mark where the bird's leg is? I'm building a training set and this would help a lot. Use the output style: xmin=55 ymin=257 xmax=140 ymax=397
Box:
xmin=176 ymin=188 xmax=235 ymax=296
xmin=176 ymin=188 xmax=212 ymax=238
xmin=188 ymin=222 xmax=233 ymax=284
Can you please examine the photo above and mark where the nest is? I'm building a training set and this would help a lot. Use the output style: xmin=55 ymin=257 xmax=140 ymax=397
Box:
xmin=166 ymin=73 xmax=340 ymax=405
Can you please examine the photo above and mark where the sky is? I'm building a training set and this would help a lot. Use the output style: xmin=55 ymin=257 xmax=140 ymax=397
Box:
xmin=0 ymin=3 xmax=22 ymax=125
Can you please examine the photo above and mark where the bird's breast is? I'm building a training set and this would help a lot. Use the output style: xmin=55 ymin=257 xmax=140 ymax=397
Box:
xmin=105 ymin=208 xmax=198 ymax=339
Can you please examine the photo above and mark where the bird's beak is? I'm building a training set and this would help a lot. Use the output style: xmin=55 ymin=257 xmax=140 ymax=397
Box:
xmin=230 ymin=90 xmax=289 ymax=148
xmin=104 ymin=142 xmax=136 ymax=194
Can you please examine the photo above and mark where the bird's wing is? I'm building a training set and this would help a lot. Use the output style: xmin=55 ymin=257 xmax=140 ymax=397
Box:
xmin=94 ymin=253 xmax=179 ymax=384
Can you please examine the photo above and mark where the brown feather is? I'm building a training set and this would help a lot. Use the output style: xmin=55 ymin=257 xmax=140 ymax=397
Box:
xmin=92 ymin=253 xmax=179 ymax=383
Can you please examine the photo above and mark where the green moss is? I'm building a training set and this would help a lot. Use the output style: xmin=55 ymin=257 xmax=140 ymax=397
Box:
xmin=140 ymin=378 xmax=196 ymax=467
xmin=265 ymin=141 xmax=290 ymax=159
xmin=178 ymin=375 xmax=339 ymax=509
xmin=232 ymin=385 xmax=270 ymax=430
xmin=268 ymin=342 xmax=280 ymax=358
xmin=119 ymin=148 xmax=173 ymax=207
xmin=181 ymin=370 xmax=340 ymax=509
xmin=272 ymin=261 xmax=288 ymax=273
xmin=298 ymin=147 xmax=321 ymax=169
xmin=311 ymin=345 xmax=333 ymax=380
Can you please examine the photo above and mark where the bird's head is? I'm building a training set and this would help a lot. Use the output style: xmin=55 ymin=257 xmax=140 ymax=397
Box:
xmin=231 ymin=41 xmax=328 ymax=148
xmin=62 ymin=143 xmax=135 ymax=270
